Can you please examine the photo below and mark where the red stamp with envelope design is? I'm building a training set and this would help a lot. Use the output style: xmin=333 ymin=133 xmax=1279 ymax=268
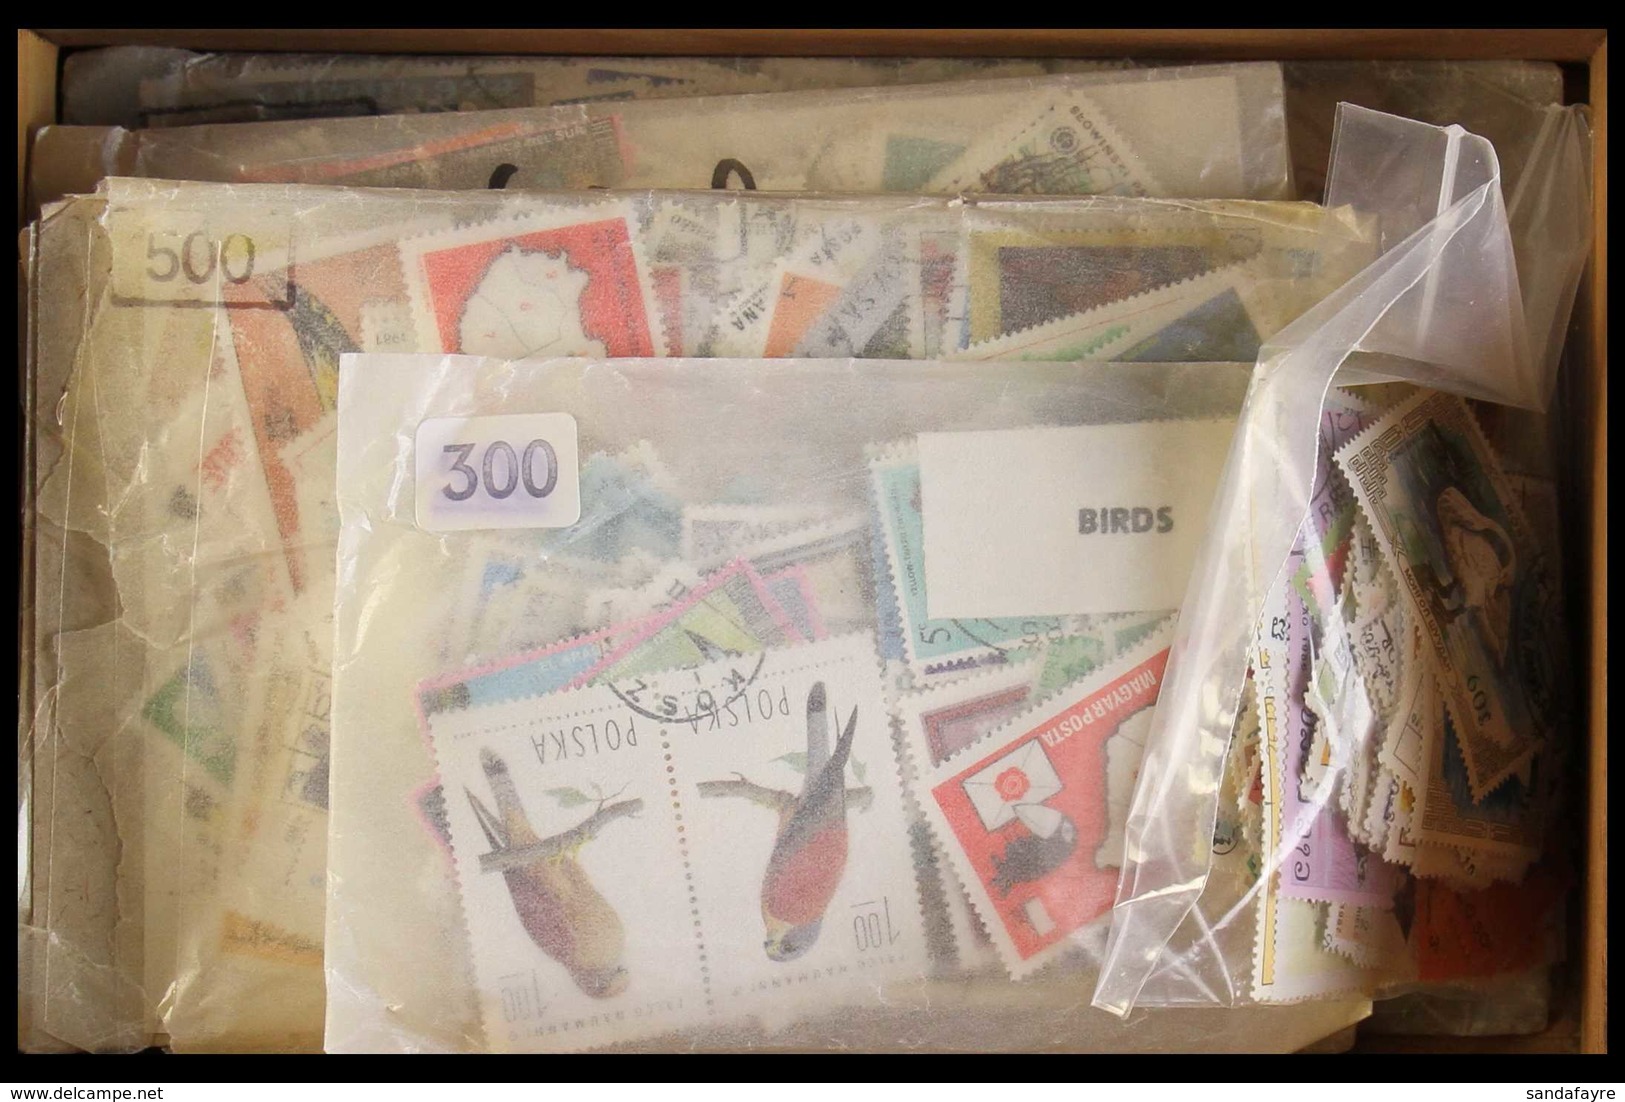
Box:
xmin=917 ymin=640 xmax=1169 ymax=976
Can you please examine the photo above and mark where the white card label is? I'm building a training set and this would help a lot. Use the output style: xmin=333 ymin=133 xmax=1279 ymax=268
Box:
xmin=917 ymin=420 xmax=1234 ymax=618
xmin=415 ymin=413 xmax=581 ymax=532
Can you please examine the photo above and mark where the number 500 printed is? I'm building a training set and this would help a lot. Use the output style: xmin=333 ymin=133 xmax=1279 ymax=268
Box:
xmin=107 ymin=207 xmax=294 ymax=308
xmin=415 ymin=413 xmax=581 ymax=532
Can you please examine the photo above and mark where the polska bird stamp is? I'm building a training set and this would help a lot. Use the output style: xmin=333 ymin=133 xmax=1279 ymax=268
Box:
xmin=424 ymin=633 xmax=926 ymax=1051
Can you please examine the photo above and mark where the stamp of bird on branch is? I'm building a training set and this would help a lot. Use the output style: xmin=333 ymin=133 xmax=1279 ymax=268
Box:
xmin=424 ymin=632 xmax=926 ymax=1052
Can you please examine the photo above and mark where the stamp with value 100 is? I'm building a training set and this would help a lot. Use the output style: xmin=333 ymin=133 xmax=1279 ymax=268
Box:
xmin=423 ymin=633 xmax=927 ymax=1051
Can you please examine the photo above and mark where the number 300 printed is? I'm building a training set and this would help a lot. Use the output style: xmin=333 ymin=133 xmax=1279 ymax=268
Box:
xmin=441 ymin=439 xmax=559 ymax=502
xmin=415 ymin=413 xmax=581 ymax=533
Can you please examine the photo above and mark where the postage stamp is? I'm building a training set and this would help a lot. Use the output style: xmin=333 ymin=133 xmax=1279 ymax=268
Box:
xmin=1361 ymin=768 xmax=1398 ymax=855
xmin=1375 ymin=668 xmax=1431 ymax=869
xmin=223 ymin=236 xmax=410 ymax=593
xmin=761 ymin=565 xmax=828 ymax=645
xmin=706 ymin=214 xmax=891 ymax=359
xmin=141 ymin=647 xmax=240 ymax=790
xmin=399 ymin=201 xmax=660 ymax=361
xmin=714 ymin=512 xmax=874 ymax=640
xmin=953 ymin=262 xmax=1261 ymax=364
xmin=892 ymin=642 xmax=1173 ymax=972
xmin=1251 ymin=809 xmax=1370 ymax=1004
xmin=687 ymin=202 xmax=799 ymax=357
xmin=276 ymin=411 xmax=340 ymax=567
xmin=1415 ymin=684 xmax=1544 ymax=864
xmin=1032 ymin=632 xmax=1110 ymax=702
xmin=927 ymin=93 xmax=1158 ymax=197
xmin=788 ymin=226 xmax=926 ymax=360
xmin=1321 ymin=901 xmax=1414 ymax=982
xmin=581 ymin=558 xmax=704 ymax=628
xmin=1293 ymin=392 xmax=1383 ymax=614
xmin=960 ymin=220 xmax=1265 ymax=346
xmin=914 ymin=228 xmax=965 ymax=359
xmin=1346 ymin=568 xmax=1411 ymax=737
xmin=583 ymin=560 xmax=803 ymax=687
xmin=213 ymin=596 xmax=332 ymax=968
xmin=132 ymin=639 xmax=245 ymax=979
xmin=927 ymin=841 xmax=1002 ymax=973
xmin=958 ymin=200 xmax=1365 ymax=350
xmin=1336 ymin=390 xmax=1557 ymax=800
xmin=1407 ymin=866 xmax=1566 ymax=984
xmin=679 ymin=503 xmax=843 ymax=567
xmin=439 ymin=534 xmax=593 ymax=668
xmin=893 ymin=660 xmax=1039 ymax=773
xmin=1255 ymin=547 xmax=1398 ymax=910
xmin=1250 ymin=572 xmax=1380 ymax=1004
xmin=1411 ymin=835 xmax=1531 ymax=892
xmin=528 ymin=443 xmax=683 ymax=565
xmin=908 ymin=631 xmax=1171 ymax=978
xmin=417 ymin=559 xmax=797 ymax=721
xmin=423 ymin=633 xmax=926 ymax=1051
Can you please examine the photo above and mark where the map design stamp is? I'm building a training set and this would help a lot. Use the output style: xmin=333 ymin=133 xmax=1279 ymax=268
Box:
xmin=401 ymin=204 xmax=659 ymax=360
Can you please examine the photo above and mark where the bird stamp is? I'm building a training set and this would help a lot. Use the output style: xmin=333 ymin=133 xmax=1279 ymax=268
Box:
xmin=424 ymin=633 xmax=926 ymax=1051
xmin=1335 ymin=389 xmax=1558 ymax=802
xmin=407 ymin=556 xmax=815 ymax=876
xmin=656 ymin=633 xmax=928 ymax=1028
xmin=905 ymin=630 xmax=1172 ymax=979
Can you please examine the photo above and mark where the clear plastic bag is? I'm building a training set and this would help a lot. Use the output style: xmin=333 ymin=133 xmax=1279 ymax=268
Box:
xmin=1094 ymin=106 xmax=1590 ymax=1015
xmin=1280 ymin=60 xmax=1565 ymax=203
xmin=19 ymin=180 xmax=1370 ymax=1051
xmin=324 ymin=351 xmax=1370 ymax=1052
xmin=31 ymin=63 xmax=1292 ymax=206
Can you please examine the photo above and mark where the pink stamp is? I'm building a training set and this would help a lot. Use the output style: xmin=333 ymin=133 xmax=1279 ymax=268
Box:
xmin=912 ymin=640 xmax=1170 ymax=977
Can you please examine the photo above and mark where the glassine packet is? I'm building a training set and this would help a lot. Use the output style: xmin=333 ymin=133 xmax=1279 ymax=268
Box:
xmin=33 ymin=63 xmax=1291 ymax=206
xmin=61 ymin=47 xmax=1129 ymax=128
xmin=19 ymin=179 xmax=1370 ymax=1050
xmin=325 ymin=351 xmax=1371 ymax=1052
